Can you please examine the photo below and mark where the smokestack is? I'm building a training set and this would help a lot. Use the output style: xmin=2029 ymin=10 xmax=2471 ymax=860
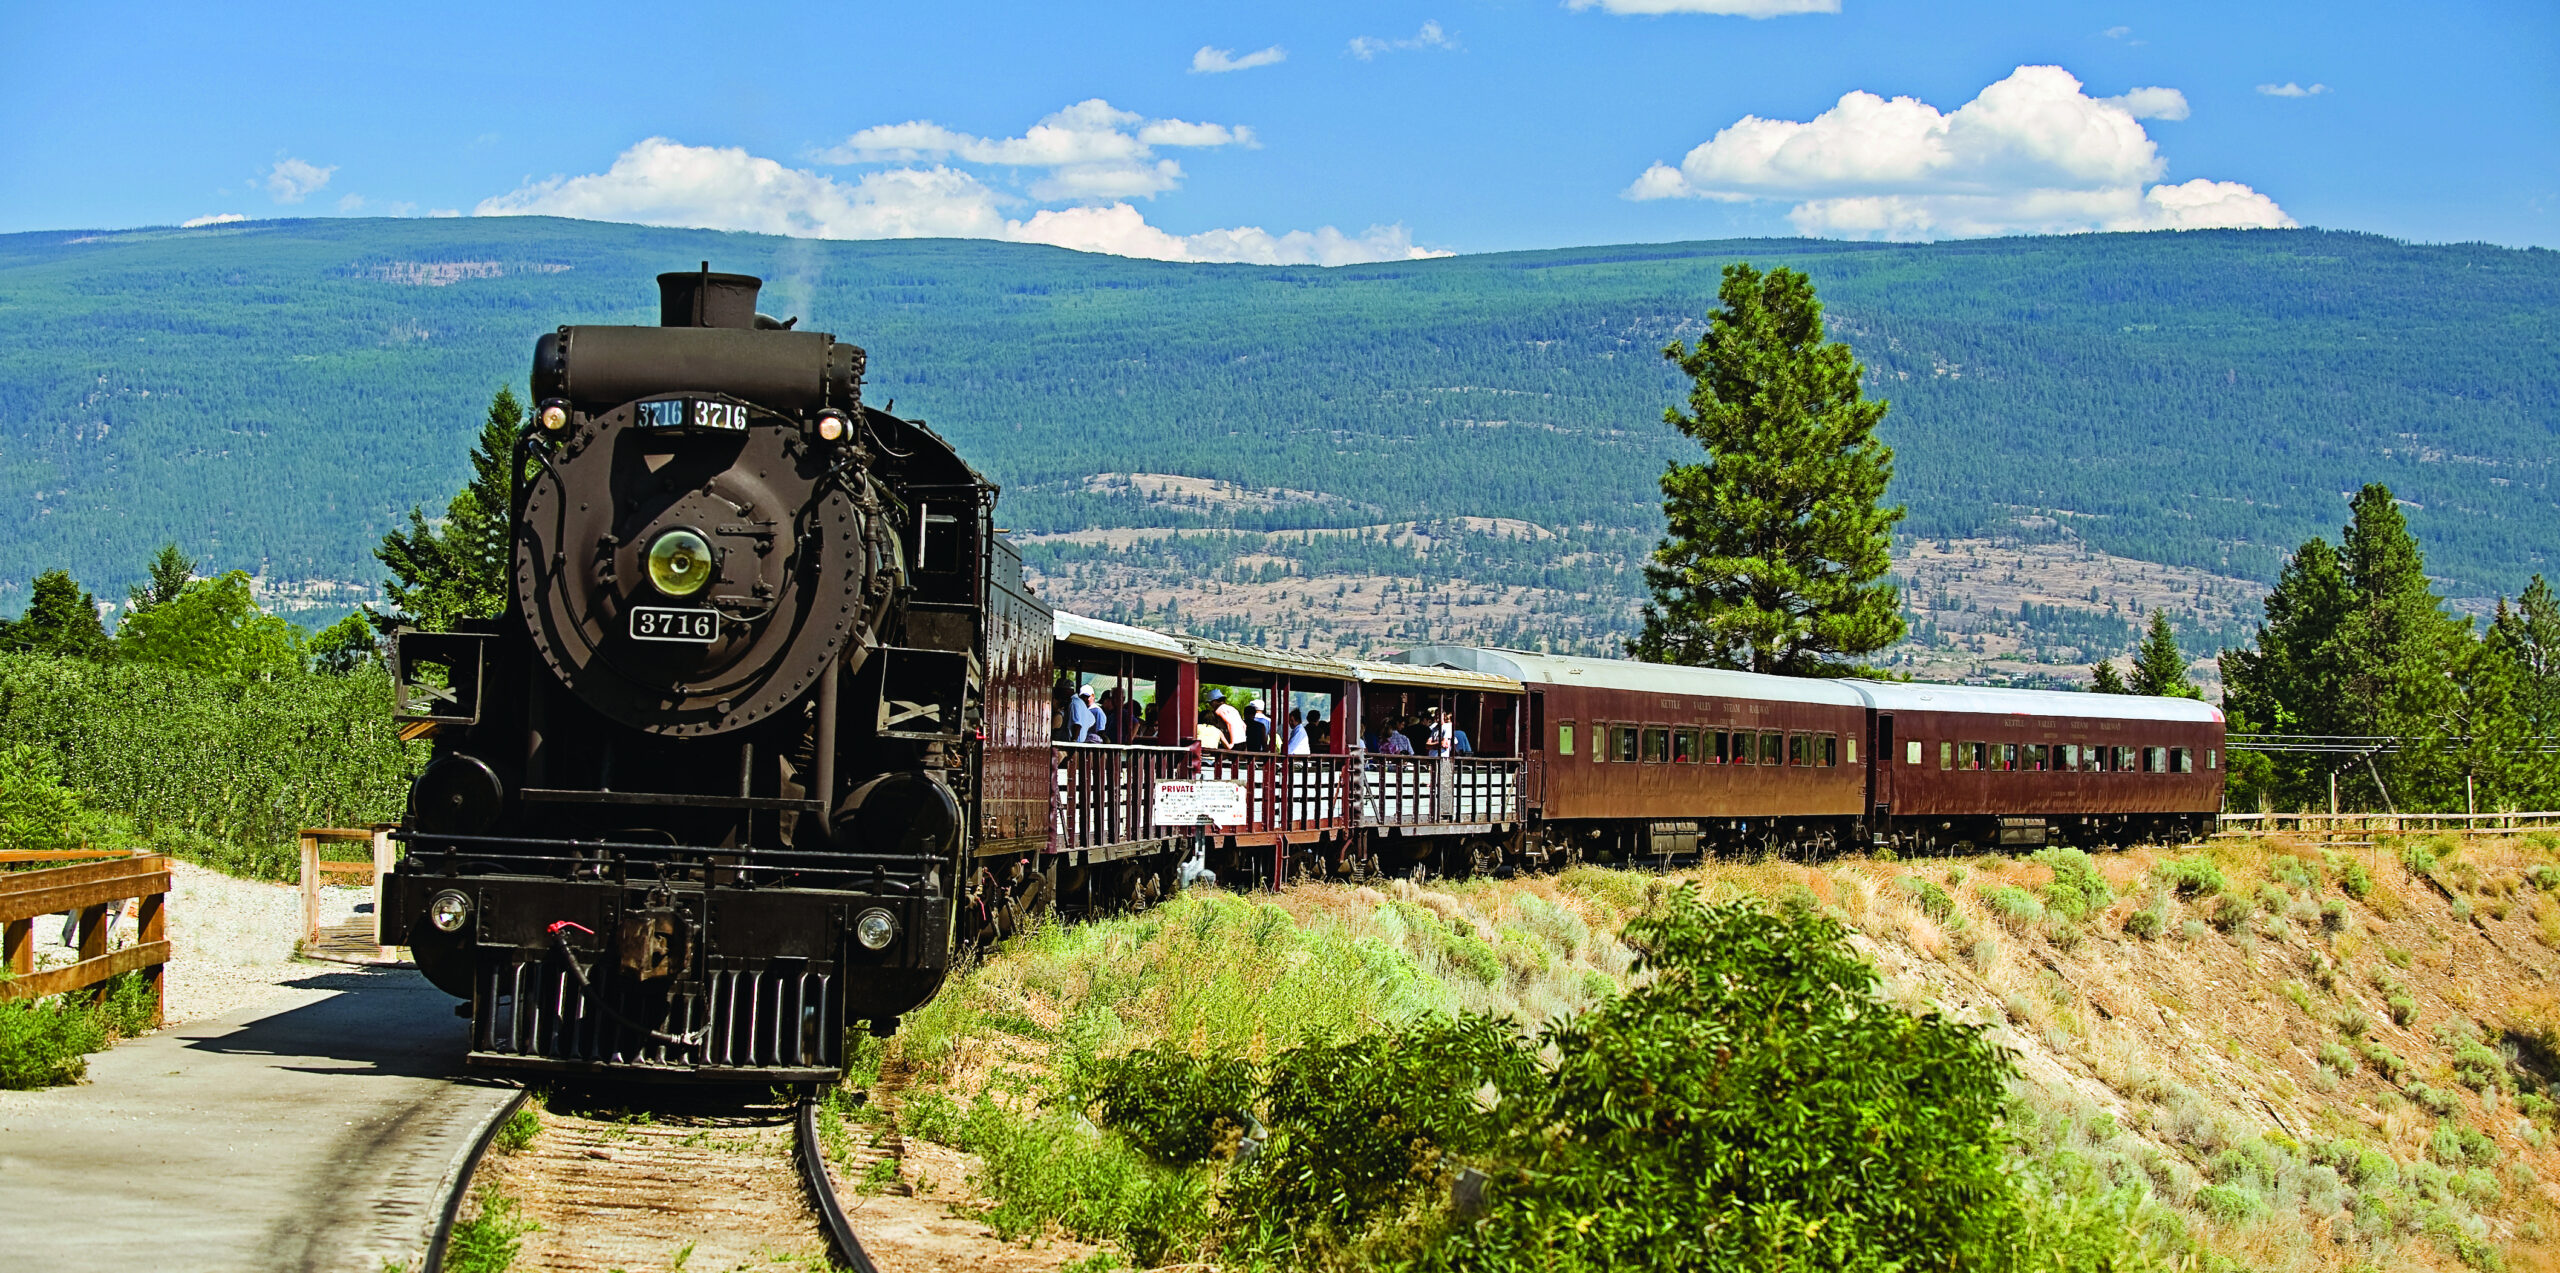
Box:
xmin=657 ymin=263 xmax=762 ymax=329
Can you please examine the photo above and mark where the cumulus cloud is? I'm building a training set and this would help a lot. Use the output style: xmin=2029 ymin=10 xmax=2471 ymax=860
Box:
xmin=1192 ymin=44 xmax=1285 ymax=73
xmin=1565 ymin=0 xmax=1838 ymax=16
xmin=476 ymin=135 xmax=1446 ymax=267
xmin=180 ymin=212 xmax=247 ymax=228
xmin=2256 ymin=81 xmax=2329 ymax=97
xmin=815 ymin=99 xmax=1250 ymax=202
xmin=1349 ymin=20 xmax=1454 ymax=59
xmin=1626 ymin=65 xmax=2291 ymax=240
xmin=263 ymin=157 xmax=336 ymax=204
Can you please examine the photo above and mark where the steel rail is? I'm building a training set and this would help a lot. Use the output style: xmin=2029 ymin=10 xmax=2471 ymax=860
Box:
xmin=422 ymin=1086 xmax=530 ymax=1273
xmin=796 ymin=1095 xmax=880 ymax=1273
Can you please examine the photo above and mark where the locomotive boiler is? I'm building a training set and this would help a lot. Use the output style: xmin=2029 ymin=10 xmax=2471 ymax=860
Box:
xmin=380 ymin=267 xmax=1026 ymax=1081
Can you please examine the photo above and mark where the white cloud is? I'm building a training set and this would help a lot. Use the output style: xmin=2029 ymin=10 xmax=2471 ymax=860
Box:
xmin=1349 ymin=20 xmax=1454 ymax=59
xmin=1192 ymin=44 xmax=1285 ymax=74
xmin=264 ymin=157 xmax=336 ymax=204
xmin=2104 ymin=86 xmax=2189 ymax=121
xmin=2256 ymin=81 xmax=2330 ymax=98
xmin=476 ymin=136 xmax=1446 ymax=267
xmin=815 ymin=99 xmax=1250 ymax=202
xmin=1627 ymin=64 xmax=2292 ymax=240
xmin=337 ymin=193 xmax=366 ymax=213
xmin=1565 ymin=0 xmax=1838 ymax=16
xmin=2103 ymin=25 xmax=2132 ymax=38
xmin=180 ymin=212 xmax=247 ymax=228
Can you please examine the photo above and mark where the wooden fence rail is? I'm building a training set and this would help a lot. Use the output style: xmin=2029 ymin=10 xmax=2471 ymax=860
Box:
xmin=2218 ymin=811 xmax=2560 ymax=835
xmin=0 ymin=851 xmax=169 ymax=1026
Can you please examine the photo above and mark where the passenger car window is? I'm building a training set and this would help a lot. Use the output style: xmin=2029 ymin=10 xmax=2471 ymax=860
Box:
xmin=1672 ymin=729 xmax=1698 ymax=763
xmin=2208 ymin=748 xmax=2218 ymax=770
xmin=2143 ymin=747 xmax=2165 ymax=773
xmin=1939 ymin=741 xmax=1952 ymax=770
xmin=1643 ymin=728 xmax=1670 ymax=763
xmin=2171 ymin=747 xmax=2191 ymax=773
xmin=1713 ymin=731 xmax=1732 ymax=764
xmin=1999 ymin=743 xmax=2018 ymax=772
xmin=1907 ymin=739 xmax=1923 ymax=765
xmin=1558 ymin=722 xmax=1575 ymax=757
xmin=1788 ymin=733 xmax=1808 ymax=766
xmin=1822 ymin=735 xmax=1839 ymax=767
xmin=1616 ymin=727 xmax=1640 ymax=764
xmin=1760 ymin=732 xmax=1784 ymax=765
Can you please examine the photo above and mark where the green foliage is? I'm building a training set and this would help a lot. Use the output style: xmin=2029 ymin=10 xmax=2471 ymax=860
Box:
xmin=946 ymin=1092 xmax=1212 ymax=1266
xmin=370 ymin=388 xmax=525 ymax=633
xmin=1981 ymin=883 xmax=2047 ymax=930
xmin=2157 ymin=855 xmax=2228 ymax=898
xmin=2123 ymin=897 xmax=2168 ymax=939
xmin=1631 ymin=263 xmax=1904 ymax=675
xmin=2389 ymin=994 xmax=2419 ymax=1027
xmin=0 ymin=741 xmax=99 ymax=853
xmin=2339 ymin=859 xmax=2376 ymax=901
xmin=2448 ymin=1036 xmax=2511 ymax=1093
xmin=115 ymin=570 xmax=304 ymax=679
xmin=2410 ymin=1083 xmax=2462 ymax=1117
xmin=1082 ymin=1047 xmax=1260 ymax=1167
xmin=125 ymin=544 xmax=193 ymax=616
xmin=2129 ymin=610 xmax=2203 ymax=699
xmin=308 ymin=613 xmax=379 ymax=674
xmin=1 ymin=570 xmax=109 ymax=658
xmin=2210 ymin=894 xmax=2252 ymax=932
xmin=2032 ymin=846 xmax=2112 ymax=922
xmin=443 ymin=1184 xmax=537 ymax=1273
xmin=0 ymin=972 xmax=156 ymax=1090
xmin=0 ymin=653 xmax=412 ymax=878
xmin=2318 ymin=1041 xmax=2359 ymax=1076
xmin=493 ymin=1105 xmax=540 ymax=1154
xmin=1896 ymin=873 xmax=1957 ymax=922
xmin=2088 ymin=659 xmax=2130 ymax=695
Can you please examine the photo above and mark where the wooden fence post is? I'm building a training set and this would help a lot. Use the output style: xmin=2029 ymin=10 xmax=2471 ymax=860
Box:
xmin=299 ymin=832 xmax=321 ymax=948
xmin=135 ymin=886 xmax=165 ymax=1027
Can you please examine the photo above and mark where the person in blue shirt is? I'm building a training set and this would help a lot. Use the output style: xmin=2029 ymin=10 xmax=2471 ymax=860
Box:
xmin=1069 ymin=685 xmax=1106 ymax=741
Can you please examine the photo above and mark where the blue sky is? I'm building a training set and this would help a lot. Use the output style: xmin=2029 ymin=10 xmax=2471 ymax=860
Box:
xmin=3 ymin=0 xmax=2553 ymax=259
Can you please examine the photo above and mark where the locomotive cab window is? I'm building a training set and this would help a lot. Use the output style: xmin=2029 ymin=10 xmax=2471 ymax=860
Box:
xmin=1615 ymin=726 xmax=1641 ymax=764
xmin=1672 ymin=729 xmax=1699 ymax=763
xmin=1642 ymin=728 xmax=1670 ymax=764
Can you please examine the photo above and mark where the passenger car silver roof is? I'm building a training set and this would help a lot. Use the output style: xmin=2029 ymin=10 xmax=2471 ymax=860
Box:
xmin=1053 ymin=611 xmax=1190 ymax=659
xmin=1384 ymin=646 xmax=1866 ymax=707
xmin=1841 ymin=680 xmax=2224 ymax=723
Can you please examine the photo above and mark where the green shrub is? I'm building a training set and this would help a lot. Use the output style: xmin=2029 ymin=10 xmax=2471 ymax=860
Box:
xmin=2389 ymin=994 xmax=2420 ymax=1027
xmin=2256 ymin=882 xmax=2292 ymax=914
xmin=2334 ymin=1006 xmax=2376 ymax=1039
xmin=2448 ymin=1038 xmax=2510 ymax=1093
xmin=2321 ymin=899 xmax=2350 ymax=932
xmin=1084 ymin=1047 xmax=1262 ymax=1166
xmin=2526 ymin=865 xmax=2560 ymax=893
xmin=2338 ymin=859 xmax=2375 ymax=901
xmin=2193 ymin=1183 xmax=2264 ymax=1224
xmin=2432 ymin=1122 xmax=2497 ymax=1166
xmin=2181 ymin=919 xmax=2210 ymax=943
xmin=443 ymin=1184 xmax=537 ymax=1273
xmin=1980 ymin=884 xmax=2046 ymax=930
xmin=2403 ymin=837 xmax=2454 ymax=876
xmin=2318 ymin=1041 xmax=2359 ymax=1076
xmin=2272 ymin=855 xmax=2321 ymax=892
xmin=0 ymin=972 xmax=156 ymax=1090
xmin=2032 ymin=847 xmax=2112 ymax=922
xmin=2358 ymin=1040 xmax=2412 ymax=1082
xmin=1896 ymin=874 xmax=1956 ymax=923
xmin=2210 ymin=894 xmax=2251 ymax=932
xmin=957 ymin=1094 xmax=1213 ymax=1265
xmin=2158 ymin=855 xmax=2228 ymax=898
xmin=2123 ymin=899 xmax=2168 ymax=940
xmin=2410 ymin=1083 xmax=2461 ymax=1117
xmin=493 ymin=1104 xmax=540 ymax=1154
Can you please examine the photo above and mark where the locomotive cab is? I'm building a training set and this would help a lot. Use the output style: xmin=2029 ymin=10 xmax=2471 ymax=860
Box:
xmin=382 ymin=267 xmax=1009 ymax=1081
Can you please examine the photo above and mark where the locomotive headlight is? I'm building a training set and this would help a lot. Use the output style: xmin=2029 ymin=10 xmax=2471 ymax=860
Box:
xmin=814 ymin=411 xmax=849 ymax=443
xmin=428 ymin=889 xmax=473 ymax=933
xmin=645 ymin=528 xmax=715 ymax=597
xmin=537 ymin=401 xmax=570 ymax=432
xmin=854 ymin=907 xmax=898 ymax=951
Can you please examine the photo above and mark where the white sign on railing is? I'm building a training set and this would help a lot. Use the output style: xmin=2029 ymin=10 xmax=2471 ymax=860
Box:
xmin=1153 ymin=780 xmax=1248 ymax=828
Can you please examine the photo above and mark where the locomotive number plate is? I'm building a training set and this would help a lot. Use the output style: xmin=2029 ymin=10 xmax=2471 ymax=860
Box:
xmin=629 ymin=607 xmax=720 ymax=643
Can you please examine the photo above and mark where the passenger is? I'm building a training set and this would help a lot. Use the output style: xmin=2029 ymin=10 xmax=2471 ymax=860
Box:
xmin=1380 ymin=719 xmax=1416 ymax=755
xmin=1118 ymin=694 xmax=1145 ymax=743
xmin=1069 ymin=685 xmax=1106 ymax=742
xmin=1140 ymin=701 xmax=1161 ymax=744
xmin=1246 ymin=698 xmax=1272 ymax=750
xmin=1425 ymin=710 xmax=1453 ymax=757
xmin=1306 ymin=709 xmax=1330 ymax=753
xmin=1213 ymin=695 xmax=1248 ymax=751
xmin=1450 ymin=712 xmax=1474 ymax=757
xmin=1285 ymin=709 xmax=1311 ymax=755
xmin=1096 ymin=687 xmax=1125 ymax=743
xmin=1196 ymin=708 xmax=1226 ymax=749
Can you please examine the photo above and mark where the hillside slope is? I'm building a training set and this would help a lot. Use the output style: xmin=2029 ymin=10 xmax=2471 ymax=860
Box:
xmin=2 ymin=219 xmax=2553 ymax=644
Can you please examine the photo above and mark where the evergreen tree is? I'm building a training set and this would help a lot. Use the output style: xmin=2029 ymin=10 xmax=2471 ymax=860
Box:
xmin=370 ymin=387 xmax=524 ymax=632
xmin=2088 ymin=659 xmax=2130 ymax=695
xmin=126 ymin=543 xmax=196 ymax=617
xmin=2129 ymin=610 xmax=2201 ymax=698
xmin=1630 ymin=263 xmax=1905 ymax=675
xmin=2 ymin=570 xmax=109 ymax=658
xmin=118 ymin=571 xmax=305 ymax=680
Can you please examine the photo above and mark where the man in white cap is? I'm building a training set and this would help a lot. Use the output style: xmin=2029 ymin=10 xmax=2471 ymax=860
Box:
xmin=1070 ymin=684 xmax=1105 ymax=742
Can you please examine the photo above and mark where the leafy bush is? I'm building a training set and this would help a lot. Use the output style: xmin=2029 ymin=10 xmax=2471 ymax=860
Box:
xmin=2193 ymin=1183 xmax=2264 ymax=1224
xmin=0 ymin=742 xmax=105 ymax=853
xmin=0 ymin=972 xmax=156 ymax=1090
xmin=2410 ymin=1083 xmax=2461 ymax=1117
xmin=1084 ymin=1047 xmax=1261 ymax=1166
xmin=2358 ymin=1040 xmax=2411 ymax=1082
xmin=2432 ymin=1122 xmax=2497 ymax=1166
xmin=2123 ymin=898 xmax=2168 ymax=940
xmin=2158 ymin=855 xmax=2228 ymax=898
xmin=2321 ymin=899 xmax=2349 ymax=932
xmin=2402 ymin=837 xmax=2455 ymax=876
xmin=2256 ymin=882 xmax=2292 ymax=915
xmin=958 ymin=1093 xmax=1213 ymax=1265
xmin=2033 ymin=847 xmax=2112 ymax=922
xmin=2181 ymin=919 xmax=2211 ymax=943
xmin=2210 ymin=894 xmax=2252 ymax=932
xmin=2338 ymin=860 xmax=2375 ymax=901
xmin=2448 ymin=1037 xmax=2510 ymax=1093
xmin=2389 ymin=994 xmax=2420 ymax=1028
xmin=1980 ymin=884 xmax=2046 ymax=930
xmin=2334 ymin=1006 xmax=2376 ymax=1040
xmin=2317 ymin=1041 xmax=2358 ymax=1076
xmin=2528 ymin=865 xmax=2560 ymax=893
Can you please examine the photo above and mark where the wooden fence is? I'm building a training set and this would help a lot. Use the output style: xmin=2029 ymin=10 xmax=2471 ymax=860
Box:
xmin=2219 ymin=811 xmax=2560 ymax=835
xmin=300 ymin=826 xmax=399 ymax=964
xmin=0 ymin=850 xmax=170 ymax=1025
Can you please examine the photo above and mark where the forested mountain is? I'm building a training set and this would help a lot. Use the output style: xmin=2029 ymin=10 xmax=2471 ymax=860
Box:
xmin=1 ymin=217 xmax=2553 ymax=631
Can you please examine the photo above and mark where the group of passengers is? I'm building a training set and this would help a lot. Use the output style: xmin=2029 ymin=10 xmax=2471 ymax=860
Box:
xmin=1061 ymin=684 xmax=1153 ymax=744
xmin=1192 ymin=693 xmax=1333 ymax=755
xmin=1363 ymin=708 xmax=1471 ymax=757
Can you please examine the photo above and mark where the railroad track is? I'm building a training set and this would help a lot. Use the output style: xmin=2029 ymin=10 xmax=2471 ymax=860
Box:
xmin=426 ymin=1085 xmax=877 ymax=1273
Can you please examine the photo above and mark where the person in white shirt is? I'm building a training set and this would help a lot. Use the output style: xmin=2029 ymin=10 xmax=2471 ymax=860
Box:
xmin=1285 ymin=709 xmax=1311 ymax=755
xmin=1213 ymin=694 xmax=1247 ymax=750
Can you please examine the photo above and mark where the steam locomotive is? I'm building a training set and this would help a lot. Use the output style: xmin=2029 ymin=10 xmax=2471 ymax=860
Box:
xmin=380 ymin=268 xmax=1041 ymax=1081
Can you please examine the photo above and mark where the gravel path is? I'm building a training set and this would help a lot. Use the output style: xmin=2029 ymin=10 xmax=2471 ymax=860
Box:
xmin=28 ymin=859 xmax=372 ymax=1025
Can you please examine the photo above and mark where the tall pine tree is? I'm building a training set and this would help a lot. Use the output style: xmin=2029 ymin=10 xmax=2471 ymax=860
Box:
xmin=2129 ymin=611 xmax=2201 ymax=698
xmin=1630 ymin=263 xmax=1904 ymax=675
xmin=370 ymin=388 xmax=525 ymax=632
xmin=1 ymin=570 xmax=109 ymax=658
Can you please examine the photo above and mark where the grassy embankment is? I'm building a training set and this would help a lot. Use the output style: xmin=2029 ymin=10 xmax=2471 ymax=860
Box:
xmin=827 ymin=831 xmax=2560 ymax=1272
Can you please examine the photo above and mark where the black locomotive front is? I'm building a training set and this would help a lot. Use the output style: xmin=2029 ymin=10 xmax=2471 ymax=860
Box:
xmin=381 ymin=268 xmax=1000 ymax=1081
